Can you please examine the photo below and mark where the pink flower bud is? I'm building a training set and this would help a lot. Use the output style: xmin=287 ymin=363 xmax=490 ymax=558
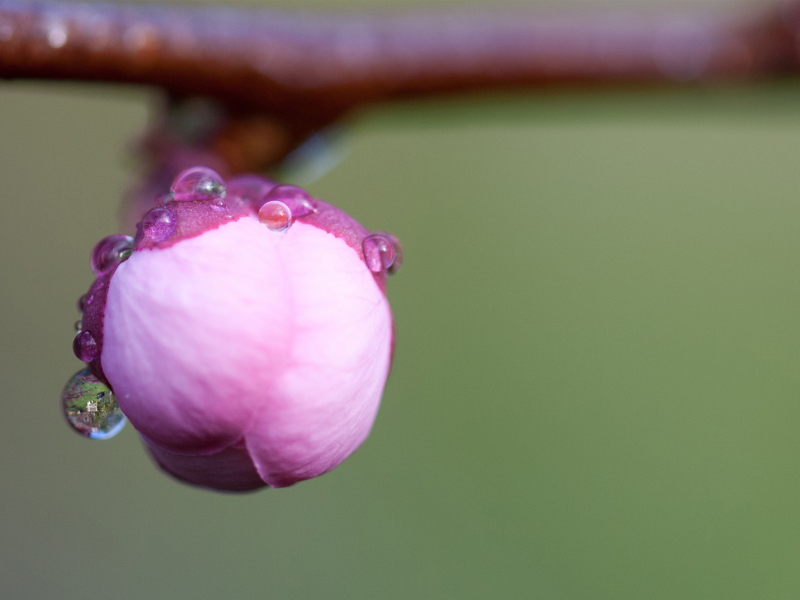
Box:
xmin=69 ymin=172 xmax=400 ymax=492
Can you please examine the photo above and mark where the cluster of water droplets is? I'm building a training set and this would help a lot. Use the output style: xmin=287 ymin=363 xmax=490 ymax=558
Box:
xmin=73 ymin=233 xmax=135 ymax=367
xmin=138 ymin=166 xmax=229 ymax=243
xmin=148 ymin=168 xmax=402 ymax=276
xmin=253 ymin=183 xmax=401 ymax=275
xmin=67 ymin=287 xmax=126 ymax=439
xmin=65 ymin=233 xmax=136 ymax=440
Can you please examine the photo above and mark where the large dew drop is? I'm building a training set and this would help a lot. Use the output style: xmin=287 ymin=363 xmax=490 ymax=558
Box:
xmin=90 ymin=235 xmax=133 ymax=276
xmin=171 ymin=166 xmax=226 ymax=202
xmin=61 ymin=368 xmax=126 ymax=440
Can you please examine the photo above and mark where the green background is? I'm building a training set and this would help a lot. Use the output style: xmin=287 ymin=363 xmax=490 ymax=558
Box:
xmin=4 ymin=1 xmax=800 ymax=598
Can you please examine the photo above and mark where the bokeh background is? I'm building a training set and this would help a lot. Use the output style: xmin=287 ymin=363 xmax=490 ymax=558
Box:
xmin=4 ymin=1 xmax=800 ymax=598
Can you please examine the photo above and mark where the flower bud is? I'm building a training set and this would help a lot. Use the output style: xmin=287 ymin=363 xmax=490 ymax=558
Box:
xmin=68 ymin=170 xmax=400 ymax=491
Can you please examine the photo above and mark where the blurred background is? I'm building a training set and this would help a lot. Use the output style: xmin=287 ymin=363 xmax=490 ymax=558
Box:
xmin=4 ymin=0 xmax=800 ymax=598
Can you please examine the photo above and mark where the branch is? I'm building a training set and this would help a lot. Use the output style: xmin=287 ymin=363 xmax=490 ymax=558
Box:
xmin=2 ymin=1 xmax=799 ymax=226
xmin=1 ymin=1 xmax=798 ymax=127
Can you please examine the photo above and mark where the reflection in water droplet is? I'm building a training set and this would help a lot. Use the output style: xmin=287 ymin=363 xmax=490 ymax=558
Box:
xmin=73 ymin=330 xmax=98 ymax=362
xmin=262 ymin=185 xmax=316 ymax=217
xmin=90 ymin=235 xmax=134 ymax=276
xmin=142 ymin=206 xmax=177 ymax=243
xmin=258 ymin=201 xmax=292 ymax=232
xmin=363 ymin=235 xmax=396 ymax=273
xmin=74 ymin=320 xmax=83 ymax=332
xmin=171 ymin=166 xmax=226 ymax=202
xmin=61 ymin=368 xmax=126 ymax=440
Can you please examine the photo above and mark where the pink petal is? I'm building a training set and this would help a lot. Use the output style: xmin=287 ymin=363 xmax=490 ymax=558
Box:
xmin=101 ymin=216 xmax=393 ymax=489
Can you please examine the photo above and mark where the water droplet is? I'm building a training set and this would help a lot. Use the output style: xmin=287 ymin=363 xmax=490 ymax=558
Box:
xmin=258 ymin=201 xmax=292 ymax=232
xmin=61 ymin=368 xmax=126 ymax=440
xmin=363 ymin=235 xmax=395 ymax=273
xmin=47 ymin=22 xmax=68 ymax=49
xmin=209 ymin=197 xmax=227 ymax=212
xmin=227 ymin=175 xmax=276 ymax=207
xmin=263 ymin=185 xmax=316 ymax=217
xmin=74 ymin=320 xmax=83 ymax=332
xmin=142 ymin=206 xmax=177 ymax=243
xmin=77 ymin=294 xmax=88 ymax=313
xmin=171 ymin=166 xmax=226 ymax=202
xmin=90 ymin=235 xmax=134 ymax=276
xmin=73 ymin=330 xmax=98 ymax=362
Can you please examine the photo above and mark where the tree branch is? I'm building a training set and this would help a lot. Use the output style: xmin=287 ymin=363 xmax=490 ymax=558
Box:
xmin=2 ymin=1 xmax=799 ymax=225
xmin=2 ymin=1 xmax=799 ymax=128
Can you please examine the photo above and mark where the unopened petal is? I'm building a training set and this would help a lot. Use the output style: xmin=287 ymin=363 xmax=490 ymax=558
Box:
xmin=101 ymin=215 xmax=393 ymax=489
xmin=244 ymin=223 xmax=393 ymax=487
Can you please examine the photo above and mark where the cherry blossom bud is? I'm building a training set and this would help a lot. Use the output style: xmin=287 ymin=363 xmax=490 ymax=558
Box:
xmin=68 ymin=171 xmax=400 ymax=492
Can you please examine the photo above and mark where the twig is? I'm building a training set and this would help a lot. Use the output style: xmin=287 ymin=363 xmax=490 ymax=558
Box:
xmin=2 ymin=1 xmax=799 ymax=223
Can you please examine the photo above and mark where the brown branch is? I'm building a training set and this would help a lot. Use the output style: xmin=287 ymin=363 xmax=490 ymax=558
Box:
xmin=2 ymin=2 xmax=799 ymax=128
xmin=2 ymin=0 xmax=800 ymax=226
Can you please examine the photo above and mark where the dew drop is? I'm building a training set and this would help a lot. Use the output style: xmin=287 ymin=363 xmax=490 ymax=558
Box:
xmin=74 ymin=320 xmax=83 ymax=332
xmin=77 ymin=294 xmax=88 ymax=313
xmin=171 ymin=166 xmax=226 ymax=202
xmin=61 ymin=368 xmax=126 ymax=440
xmin=227 ymin=175 xmax=276 ymax=207
xmin=90 ymin=235 xmax=134 ymax=276
xmin=363 ymin=235 xmax=396 ymax=273
xmin=209 ymin=197 xmax=227 ymax=212
xmin=142 ymin=206 xmax=177 ymax=243
xmin=258 ymin=201 xmax=292 ymax=232
xmin=262 ymin=184 xmax=316 ymax=217
xmin=47 ymin=22 xmax=68 ymax=49
xmin=73 ymin=330 xmax=98 ymax=362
